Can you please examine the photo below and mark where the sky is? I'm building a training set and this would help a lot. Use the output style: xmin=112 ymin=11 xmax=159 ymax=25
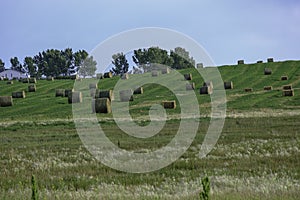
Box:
xmin=0 ymin=0 xmax=300 ymax=68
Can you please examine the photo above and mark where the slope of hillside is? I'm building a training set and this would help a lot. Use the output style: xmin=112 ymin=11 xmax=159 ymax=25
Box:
xmin=0 ymin=60 xmax=299 ymax=122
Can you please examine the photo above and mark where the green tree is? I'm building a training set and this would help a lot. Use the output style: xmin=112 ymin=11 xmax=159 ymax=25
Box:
xmin=78 ymin=56 xmax=97 ymax=78
xmin=10 ymin=57 xmax=23 ymax=71
xmin=111 ymin=52 xmax=129 ymax=75
xmin=74 ymin=50 xmax=88 ymax=73
xmin=170 ymin=47 xmax=195 ymax=69
xmin=132 ymin=47 xmax=173 ymax=72
xmin=0 ymin=59 xmax=5 ymax=72
xmin=24 ymin=57 xmax=36 ymax=77
xmin=62 ymin=48 xmax=75 ymax=75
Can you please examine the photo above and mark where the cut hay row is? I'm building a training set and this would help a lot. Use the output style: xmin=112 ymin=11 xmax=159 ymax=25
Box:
xmin=119 ymin=89 xmax=133 ymax=102
xmin=0 ymin=96 xmax=13 ymax=107
xmin=12 ymin=91 xmax=26 ymax=98
xmin=162 ymin=100 xmax=176 ymax=109
xmin=28 ymin=84 xmax=36 ymax=92
xmin=68 ymin=91 xmax=82 ymax=104
xmin=92 ymin=98 xmax=111 ymax=113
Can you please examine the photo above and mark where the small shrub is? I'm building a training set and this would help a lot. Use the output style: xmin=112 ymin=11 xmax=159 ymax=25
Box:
xmin=199 ymin=176 xmax=210 ymax=200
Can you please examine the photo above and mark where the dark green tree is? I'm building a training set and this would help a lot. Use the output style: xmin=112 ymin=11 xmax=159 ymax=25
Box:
xmin=23 ymin=57 xmax=36 ymax=77
xmin=74 ymin=50 xmax=88 ymax=73
xmin=111 ymin=53 xmax=129 ymax=75
xmin=170 ymin=47 xmax=195 ymax=69
xmin=0 ymin=59 xmax=5 ymax=72
xmin=33 ymin=52 xmax=45 ymax=78
xmin=78 ymin=56 xmax=97 ymax=78
xmin=132 ymin=47 xmax=174 ymax=72
xmin=62 ymin=48 xmax=75 ymax=75
xmin=10 ymin=57 xmax=23 ymax=72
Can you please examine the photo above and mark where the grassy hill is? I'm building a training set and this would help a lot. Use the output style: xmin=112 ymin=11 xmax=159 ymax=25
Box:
xmin=0 ymin=60 xmax=299 ymax=122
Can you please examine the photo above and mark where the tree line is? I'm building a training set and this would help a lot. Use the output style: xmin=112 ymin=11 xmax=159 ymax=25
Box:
xmin=0 ymin=48 xmax=97 ymax=78
xmin=0 ymin=46 xmax=195 ymax=77
xmin=111 ymin=46 xmax=196 ymax=75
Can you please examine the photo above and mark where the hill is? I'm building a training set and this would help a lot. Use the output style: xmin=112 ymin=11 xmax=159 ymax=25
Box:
xmin=0 ymin=60 xmax=299 ymax=122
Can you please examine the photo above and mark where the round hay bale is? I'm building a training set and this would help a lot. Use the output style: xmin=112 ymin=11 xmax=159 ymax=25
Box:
xmin=186 ymin=83 xmax=195 ymax=90
xmin=28 ymin=84 xmax=36 ymax=92
xmin=90 ymin=89 xmax=96 ymax=98
xmin=12 ymin=91 xmax=26 ymax=98
xmin=161 ymin=68 xmax=170 ymax=74
xmin=162 ymin=100 xmax=176 ymax=109
xmin=133 ymin=87 xmax=143 ymax=94
xmin=257 ymin=60 xmax=263 ymax=63
xmin=95 ymin=90 xmax=114 ymax=101
xmin=184 ymin=73 xmax=192 ymax=80
xmin=65 ymin=89 xmax=74 ymax=97
xmin=264 ymin=86 xmax=273 ymax=91
xmin=197 ymin=63 xmax=203 ymax=68
xmin=224 ymin=81 xmax=233 ymax=90
xmin=264 ymin=68 xmax=272 ymax=75
xmin=71 ymin=74 xmax=79 ymax=80
xmin=283 ymin=85 xmax=292 ymax=90
xmin=283 ymin=89 xmax=294 ymax=96
xmin=281 ymin=76 xmax=288 ymax=81
xmin=22 ymin=78 xmax=29 ymax=83
xmin=152 ymin=70 xmax=159 ymax=77
xmin=0 ymin=77 xmax=3 ymax=81
xmin=7 ymin=81 xmax=13 ymax=85
xmin=29 ymin=78 xmax=37 ymax=83
xmin=0 ymin=96 xmax=13 ymax=107
xmin=104 ymin=72 xmax=112 ymax=78
xmin=55 ymin=89 xmax=65 ymax=97
xmin=68 ymin=91 xmax=82 ymax=104
xmin=244 ymin=88 xmax=253 ymax=92
xmin=47 ymin=76 xmax=54 ymax=81
xmin=96 ymin=73 xmax=103 ymax=79
xmin=203 ymin=81 xmax=213 ymax=89
xmin=92 ymin=98 xmax=111 ymax=113
xmin=237 ymin=60 xmax=244 ymax=65
xmin=119 ymin=89 xmax=133 ymax=101
xmin=267 ymin=58 xmax=274 ymax=63
xmin=200 ymin=86 xmax=212 ymax=95
xmin=121 ymin=73 xmax=129 ymax=79
xmin=89 ymin=83 xmax=98 ymax=89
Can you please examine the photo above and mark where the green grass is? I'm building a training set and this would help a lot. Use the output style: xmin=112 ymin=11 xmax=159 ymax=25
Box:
xmin=0 ymin=60 xmax=300 ymax=199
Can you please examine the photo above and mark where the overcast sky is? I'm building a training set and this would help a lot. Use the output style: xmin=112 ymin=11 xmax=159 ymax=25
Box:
xmin=0 ymin=0 xmax=299 ymax=68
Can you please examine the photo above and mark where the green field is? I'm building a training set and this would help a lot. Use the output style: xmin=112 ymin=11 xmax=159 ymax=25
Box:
xmin=1 ymin=60 xmax=300 ymax=199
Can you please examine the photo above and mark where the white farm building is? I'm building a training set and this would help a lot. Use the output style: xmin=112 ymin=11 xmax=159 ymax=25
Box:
xmin=0 ymin=69 xmax=29 ymax=80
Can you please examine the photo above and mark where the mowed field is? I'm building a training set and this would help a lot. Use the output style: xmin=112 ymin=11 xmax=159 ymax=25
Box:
xmin=1 ymin=60 xmax=300 ymax=199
